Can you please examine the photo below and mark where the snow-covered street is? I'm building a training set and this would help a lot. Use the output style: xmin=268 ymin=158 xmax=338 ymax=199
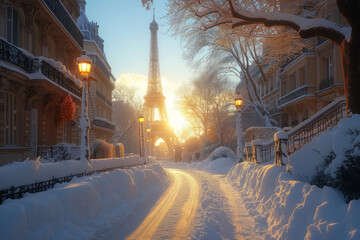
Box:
xmin=95 ymin=168 xmax=263 ymax=240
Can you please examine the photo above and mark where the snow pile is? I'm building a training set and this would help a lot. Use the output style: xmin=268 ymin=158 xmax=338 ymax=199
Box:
xmin=0 ymin=156 xmax=144 ymax=190
xmin=164 ymin=147 xmax=238 ymax=175
xmin=289 ymin=114 xmax=360 ymax=182
xmin=227 ymin=162 xmax=360 ymax=240
xmin=0 ymin=163 xmax=169 ymax=240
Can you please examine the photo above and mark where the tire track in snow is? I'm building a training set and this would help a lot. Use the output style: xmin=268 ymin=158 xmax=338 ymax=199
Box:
xmin=126 ymin=169 xmax=199 ymax=240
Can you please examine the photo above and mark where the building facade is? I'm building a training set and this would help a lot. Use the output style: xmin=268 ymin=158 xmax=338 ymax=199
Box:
xmin=243 ymin=7 xmax=346 ymax=130
xmin=0 ymin=0 xmax=84 ymax=165
xmin=0 ymin=0 xmax=115 ymax=165
xmin=77 ymin=0 xmax=115 ymax=143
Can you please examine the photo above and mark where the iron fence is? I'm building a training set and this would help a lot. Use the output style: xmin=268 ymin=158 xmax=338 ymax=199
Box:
xmin=0 ymin=163 xmax=144 ymax=204
xmin=287 ymin=99 xmax=346 ymax=154
xmin=0 ymin=39 xmax=41 ymax=73
xmin=278 ymin=86 xmax=308 ymax=106
xmin=37 ymin=145 xmax=80 ymax=160
xmin=259 ymin=141 xmax=275 ymax=163
xmin=41 ymin=61 xmax=81 ymax=97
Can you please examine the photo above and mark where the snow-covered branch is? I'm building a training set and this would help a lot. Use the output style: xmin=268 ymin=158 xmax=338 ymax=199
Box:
xmin=227 ymin=0 xmax=351 ymax=44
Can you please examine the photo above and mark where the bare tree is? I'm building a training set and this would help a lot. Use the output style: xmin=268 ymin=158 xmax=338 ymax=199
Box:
xmin=143 ymin=0 xmax=359 ymax=115
xmin=177 ymin=68 xmax=234 ymax=143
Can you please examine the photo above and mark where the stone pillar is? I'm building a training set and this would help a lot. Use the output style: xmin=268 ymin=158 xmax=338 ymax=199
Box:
xmin=252 ymin=140 xmax=263 ymax=164
xmin=274 ymin=131 xmax=289 ymax=166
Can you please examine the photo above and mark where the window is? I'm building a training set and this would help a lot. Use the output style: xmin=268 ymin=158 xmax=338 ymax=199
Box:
xmin=6 ymin=5 xmax=19 ymax=45
xmin=4 ymin=92 xmax=17 ymax=146
xmin=326 ymin=55 xmax=333 ymax=80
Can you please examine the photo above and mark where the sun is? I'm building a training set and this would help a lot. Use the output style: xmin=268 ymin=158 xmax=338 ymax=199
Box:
xmin=169 ymin=109 xmax=186 ymax=133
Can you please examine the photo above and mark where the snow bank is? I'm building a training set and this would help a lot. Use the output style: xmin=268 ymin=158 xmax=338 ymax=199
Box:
xmin=0 ymin=156 xmax=145 ymax=189
xmin=289 ymin=114 xmax=360 ymax=182
xmin=164 ymin=147 xmax=238 ymax=175
xmin=0 ymin=163 xmax=169 ymax=240
xmin=227 ymin=162 xmax=360 ymax=240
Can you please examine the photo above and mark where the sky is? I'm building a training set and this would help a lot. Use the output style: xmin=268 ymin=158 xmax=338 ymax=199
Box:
xmin=85 ymin=0 xmax=191 ymax=134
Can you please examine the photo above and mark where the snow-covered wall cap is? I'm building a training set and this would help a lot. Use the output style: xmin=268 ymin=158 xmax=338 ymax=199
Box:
xmin=251 ymin=139 xmax=264 ymax=146
xmin=274 ymin=131 xmax=288 ymax=141
xmin=283 ymin=127 xmax=292 ymax=132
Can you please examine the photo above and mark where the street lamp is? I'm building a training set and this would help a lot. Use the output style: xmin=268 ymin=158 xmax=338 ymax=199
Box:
xmin=77 ymin=52 xmax=92 ymax=162
xmin=235 ymin=93 xmax=244 ymax=162
xmin=146 ymin=123 xmax=151 ymax=157
xmin=138 ymin=114 xmax=145 ymax=158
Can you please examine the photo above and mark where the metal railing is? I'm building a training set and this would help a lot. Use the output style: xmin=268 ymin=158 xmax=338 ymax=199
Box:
xmin=41 ymin=61 xmax=81 ymax=97
xmin=37 ymin=145 xmax=80 ymax=160
xmin=93 ymin=118 xmax=115 ymax=131
xmin=319 ymin=77 xmax=334 ymax=91
xmin=287 ymin=99 xmax=346 ymax=154
xmin=42 ymin=0 xmax=83 ymax=48
xmin=0 ymin=163 xmax=144 ymax=204
xmin=96 ymin=90 xmax=112 ymax=107
xmin=0 ymin=39 xmax=81 ymax=97
xmin=278 ymin=86 xmax=309 ymax=106
xmin=258 ymin=141 xmax=275 ymax=163
xmin=89 ymin=54 xmax=115 ymax=87
xmin=0 ymin=39 xmax=41 ymax=73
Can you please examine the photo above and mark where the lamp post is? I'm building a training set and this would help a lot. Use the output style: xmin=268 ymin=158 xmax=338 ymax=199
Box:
xmin=77 ymin=53 xmax=92 ymax=162
xmin=138 ymin=114 xmax=145 ymax=158
xmin=235 ymin=93 xmax=244 ymax=162
xmin=146 ymin=123 xmax=151 ymax=157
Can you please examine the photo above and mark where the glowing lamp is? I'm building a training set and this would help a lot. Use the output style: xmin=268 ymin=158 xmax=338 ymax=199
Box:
xmin=181 ymin=146 xmax=184 ymax=150
xmin=139 ymin=114 xmax=144 ymax=123
xmin=77 ymin=54 xmax=92 ymax=78
xmin=235 ymin=95 xmax=243 ymax=110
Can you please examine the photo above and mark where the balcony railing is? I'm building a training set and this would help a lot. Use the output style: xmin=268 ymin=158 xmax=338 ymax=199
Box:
xmin=96 ymin=90 xmax=112 ymax=106
xmin=41 ymin=61 xmax=81 ymax=97
xmin=93 ymin=118 xmax=115 ymax=131
xmin=89 ymin=54 xmax=115 ymax=87
xmin=278 ymin=86 xmax=309 ymax=106
xmin=0 ymin=39 xmax=81 ymax=97
xmin=0 ymin=39 xmax=41 ymax=73
xmin=319 ymin=77 xmax=334 ymax=91
xmin=42 ymin=0 xmax=83 ymax=48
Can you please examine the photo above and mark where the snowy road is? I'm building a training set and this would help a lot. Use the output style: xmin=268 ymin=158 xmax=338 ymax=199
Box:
xmin=95 ymin=168 xmax=263 ymax=240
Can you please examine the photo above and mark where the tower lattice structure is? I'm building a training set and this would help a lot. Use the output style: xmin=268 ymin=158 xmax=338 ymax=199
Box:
xmin=143 ymin=14 xmax=180 ymax=160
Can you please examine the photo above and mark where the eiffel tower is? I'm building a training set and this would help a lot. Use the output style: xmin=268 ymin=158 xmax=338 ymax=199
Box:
xmin=143 ymin=13 xmax=180 ymax=161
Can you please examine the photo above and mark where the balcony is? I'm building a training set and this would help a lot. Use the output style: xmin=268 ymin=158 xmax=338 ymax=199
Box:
xmin=41 ymin=61 xmax=81 ymax=97
xmin=96 ymin=90 xmax=112 ymax=107
xmin=0 ymin=39 xmax=41 ymax=73
xmin=93 ymin=118 xmax=115 ymax=132
xmin=42 ymin=0 xmax=83 ymax=48
xmin=319 ymin=77 xmax=334 ymax=91
xmin=0 ymin=39 xmax=81 ymax=97
xmin=278 ymin=85 xmax=312 ymax=107
xmin=89 ymin=54 xmax=115 ymax=87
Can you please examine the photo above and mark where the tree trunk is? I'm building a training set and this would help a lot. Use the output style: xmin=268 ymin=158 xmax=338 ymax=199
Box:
xmin=338 ymin=0 xmax=360 ymax=115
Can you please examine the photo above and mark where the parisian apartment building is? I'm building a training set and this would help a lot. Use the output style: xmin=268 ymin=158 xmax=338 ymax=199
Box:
xmin=243 ymin=6 xmax=346 ymax=129
xmin=0 ymin=0 xmax=115 ymax=165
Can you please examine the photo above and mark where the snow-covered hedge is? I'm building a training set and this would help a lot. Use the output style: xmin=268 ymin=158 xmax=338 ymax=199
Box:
xmin=289 ymin=114 xmax=360 ymax=201
xmin=208 ymin=146 xmax=236 ymax=161
xmin=227 ymin=162 xmax=360 ymax=240
xmin=0 ymin=163 xmax=169 ymax=239
xmin=0 ymin=156 xmax=144 ymax=190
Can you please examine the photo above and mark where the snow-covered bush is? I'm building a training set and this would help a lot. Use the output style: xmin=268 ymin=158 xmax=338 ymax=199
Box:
xmin=311 ymin=128 xmax=360 ymax=202
xmin=289 ymin=115 xmax=360 ymax=202
xmin=208 ymin=146 xmax=236 ymax=161
xmin=40 ymin=142 xmax=80 ymax=162
xmin=90 ymin=139 xmax=114 ymax=159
